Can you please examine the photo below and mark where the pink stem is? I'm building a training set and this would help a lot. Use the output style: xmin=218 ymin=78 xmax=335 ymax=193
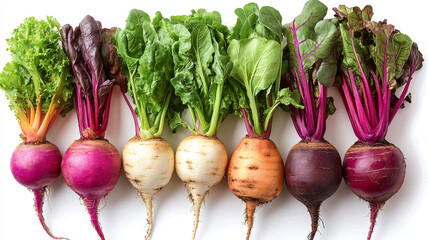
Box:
xmin=312 ymin=83 xmax=326 ymax=140
xmin=349 ymin=69 xmax=372 ymax=133
xmin=340 ymin=74 xmax=366 ymax=140
xmin=370 ymin=70 xmax=383 ymax=120
xmin=360 ymin=72 xmax=378 ymax=127
xmin=97 ymin=91 xmax=112 ymax=138
xmin=122 ymin=91 xmax=141 ymax=138
xmin=85 ymin=96 xmax=95 ymax=131
xmin=241 ymin=108 xmax=258 ymax=138
xmin=389 ymin=68 xmax=414 ymax=124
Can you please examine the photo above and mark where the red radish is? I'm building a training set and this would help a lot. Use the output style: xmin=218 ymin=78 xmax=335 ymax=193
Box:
xmin=282 ymin=1 xmax=342 ymax=239
xmin=61 ymin=15 xmax=125 ymax=240
xmin=0 ymin=16 xmax=74 ymax=239
xmin=334 ymin=5 xmax=423 ymax=239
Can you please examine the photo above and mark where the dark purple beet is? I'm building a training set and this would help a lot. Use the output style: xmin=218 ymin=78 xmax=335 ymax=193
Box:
xmin=285 ymin=140 xmax=342 ymax=240
xmin=344 ymin=141 xmax=405 ymax=240
xmin=11 ymin=141 xmax=68 ymax=239
xmin=62 ymin=139 xmax=121 ymax=240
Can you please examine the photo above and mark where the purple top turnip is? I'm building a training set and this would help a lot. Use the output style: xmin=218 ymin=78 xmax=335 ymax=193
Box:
xmin=334 ymin=4 xmax=423 ymax=240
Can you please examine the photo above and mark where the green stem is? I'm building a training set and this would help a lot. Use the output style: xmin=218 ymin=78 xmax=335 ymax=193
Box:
xmin=153 ymin=91 xmax=172 ymax=138
xmin=264 ymin=101 xmax=280 ymax=131
xmin=246 ymin=85 xmax=261 ymax=136
xmin=128 ymin=70 xmax=143 ymax=128
xmin=189 ymin=106 xmax=197 ymax=131
xmin=206 ymin=83 xmax=223 ymax=137
xmin=195 ymin=107 xmax=208 ymax=133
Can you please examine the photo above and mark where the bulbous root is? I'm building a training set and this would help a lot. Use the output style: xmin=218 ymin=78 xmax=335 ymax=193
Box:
xmin=245 ymin=200 xmax=257 ymax=240
xmin=191 ymin=194 xmax=204 ymax=240
xmin=368 ymin=202 xmax=383 ymax=240
xmin=305 ymin=202 xmax=321 ymax=240
xmin=140 ymin=193 xmax=154 ymax=240
xmin=83 ymin=197 xmax=104 ymax=240
xmin=33 ymin=188 xmax=69 ymax=240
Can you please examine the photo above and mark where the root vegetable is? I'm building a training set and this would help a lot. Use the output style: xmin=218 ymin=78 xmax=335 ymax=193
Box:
xmin=227 ymin=136 xmax=284 ymax=240
xmin=343 ymin=141 xmax=405 ymax=239
xmin=11 ymin=142 xmax=67 ymax=240
xmin=282 ymin=1 xmax=342 ymax=238
xmin=1 ymin=16 xmax=74 ymax=239
xmin=284 ymin=141 xmax=342 ymax=239
xmin=62 ymin=139 xmax=121 ymax=240
xmin=61 ymin=15 xmax=125 ymax=240
xmin=175 ymin=135 xmax=228 ymax=240
xmin=335 ymin=4 xmax=423 ymax=239
xmin=122 ymin=137 xmax=174 ymax=239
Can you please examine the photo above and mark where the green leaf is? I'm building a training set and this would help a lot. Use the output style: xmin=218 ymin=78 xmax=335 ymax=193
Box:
xmin=276 ymin=88 xmax=304 ymax=109
xmin=1 ymin=16 xmax=73 ymax=117
xmin=364 ymin=21 xmax=412 ymax=83
xmin=191 ymin=25 xmax=214 ymax=94
xmin=259 ymin=6 xmax=283 ymax=42
xmin=228 ymin=38 xmax=282 ymax=96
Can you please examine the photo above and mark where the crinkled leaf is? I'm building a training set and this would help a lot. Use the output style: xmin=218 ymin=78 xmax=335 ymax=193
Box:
xmin=2 ymin=16 xmax=73 ymax=118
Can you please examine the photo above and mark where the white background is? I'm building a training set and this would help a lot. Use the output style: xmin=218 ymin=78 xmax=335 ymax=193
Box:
xmin=0 ymin=0 xmax=427 ymax=240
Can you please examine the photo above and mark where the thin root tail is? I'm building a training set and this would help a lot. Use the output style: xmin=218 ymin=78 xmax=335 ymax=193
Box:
xmin=245 ymin=200 xmax=258 ymax=240
xmin=141 ymin=194 xmax=154 ymax=240
xmin=191 ymin=194 xmax=204 ymax=240
xmin=83 ymin=197 xmax=105 ymax=240
xmin=32 ymin=188 xmax=69 ymax=240
xmin=367 ymin=202 xmax=384 ymax=240
xmin=305 ymin=202 xmax=321 ymax=240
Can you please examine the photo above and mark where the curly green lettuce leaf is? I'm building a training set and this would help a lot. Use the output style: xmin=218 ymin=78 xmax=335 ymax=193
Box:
xmin=0 ymin=16 xmax=73 ymax=142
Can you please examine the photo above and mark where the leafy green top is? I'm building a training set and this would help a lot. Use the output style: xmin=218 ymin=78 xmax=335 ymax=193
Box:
xmin=228 ymin=3 xmax=302 ymax=139
xmin=0 ymin=17 xmax=73 ymax=142
xmin=168 ymin=9 xmax=238 ymax=137
xmin=116 ymin=10 xmax=184 ymax=139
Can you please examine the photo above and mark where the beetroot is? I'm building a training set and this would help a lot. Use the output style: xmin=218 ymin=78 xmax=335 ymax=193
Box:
xmin=344 ymin=141 xmax=405 ymax=239
xmin=334 ymin=4 xmax=423 ymax=239
xmin=62 ymin=139 xmax=121 ymax=240
xmin=11 ymin=141 xmax=67 ymax=240
xmin=282 ymin=1 xmax=341 ymax=239
xmin=285 ymin=140 xmax=342 ymax=239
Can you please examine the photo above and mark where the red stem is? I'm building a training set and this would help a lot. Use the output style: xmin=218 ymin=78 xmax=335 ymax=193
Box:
xmin=339 ymin=73 xmax=366 ymax=140
xmin=389 ymin=67 xmax=414 ymax=124
xmin=312 ymin=83 xmax=326 ymax=140
xmin=349 ymin=69 xmax=371 ymax=133
xmin=122 ymin=91 xmax=141 ymax=138
xmin=241 ymin=108 xmax=258 ymax=138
